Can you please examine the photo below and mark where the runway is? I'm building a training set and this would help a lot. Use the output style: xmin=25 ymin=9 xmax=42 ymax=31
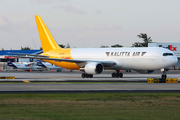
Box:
xmin=0 ymin=83 xmax=180 ymax=93
xmin=0 ymin=71 xmax=180 ymax=93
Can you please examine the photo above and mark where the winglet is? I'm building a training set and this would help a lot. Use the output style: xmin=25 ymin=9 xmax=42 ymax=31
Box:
xmin=35 ymin=15 xmax=61 ymax=52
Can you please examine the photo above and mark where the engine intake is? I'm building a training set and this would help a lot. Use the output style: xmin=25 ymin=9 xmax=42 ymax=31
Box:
xmin=84 ymin=62 xmax=104 ymax=74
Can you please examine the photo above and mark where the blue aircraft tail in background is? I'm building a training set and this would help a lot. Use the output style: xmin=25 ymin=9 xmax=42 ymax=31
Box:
xmin=37 ymin=60 xmax=47 ymax=68
xmin=7 ymin=58 xmax=17 ymax=68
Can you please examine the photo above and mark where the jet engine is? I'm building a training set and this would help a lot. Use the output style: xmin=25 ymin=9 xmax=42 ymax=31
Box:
xmin=136 ymin=70 xmax=154 ymax=74
xmin=84 ymin=62 xmax=104 ymax=74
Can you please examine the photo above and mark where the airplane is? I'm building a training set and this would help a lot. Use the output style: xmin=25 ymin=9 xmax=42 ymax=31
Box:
xmin=10 ymin=15 xmax=178 ymax=79
xmin=36 ymin=60 xmax=62 ymax=72
xmin=7 ymin=58 xmax=42 ymax=71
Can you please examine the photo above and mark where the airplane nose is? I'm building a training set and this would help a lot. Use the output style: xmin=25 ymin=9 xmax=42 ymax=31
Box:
xmin=174 ymin=56 xmax=178 ymax=64
xmin=171 ymin=56 xmax=178 ymax=66
xmin=163 ymin=56 xmax=178 ymax=69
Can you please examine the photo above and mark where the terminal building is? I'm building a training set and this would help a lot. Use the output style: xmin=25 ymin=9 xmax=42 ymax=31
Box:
xmin=0 ymin=50 xmax=42 ymax=70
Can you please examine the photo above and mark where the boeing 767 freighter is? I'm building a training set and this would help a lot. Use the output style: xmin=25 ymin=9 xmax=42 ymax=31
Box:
xmin=11 ymin=15 xmax=178 ymax=79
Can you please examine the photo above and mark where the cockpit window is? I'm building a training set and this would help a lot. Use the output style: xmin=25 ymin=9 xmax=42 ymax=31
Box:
xmin=163 ymin=53 xmax=173 ymax=56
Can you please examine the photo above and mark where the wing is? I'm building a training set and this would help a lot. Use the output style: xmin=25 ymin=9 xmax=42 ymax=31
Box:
xmin=7 ymin=54 xmax=116 ymax=67
xmin=8 ymin=52 xmax=48 ymax=57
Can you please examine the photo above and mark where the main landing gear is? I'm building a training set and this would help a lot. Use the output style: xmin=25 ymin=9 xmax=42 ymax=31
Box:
xmin=82 ymin=73 xmax=93 ymax=78
xmin=112 ymin=70 xmax=123 ymax=78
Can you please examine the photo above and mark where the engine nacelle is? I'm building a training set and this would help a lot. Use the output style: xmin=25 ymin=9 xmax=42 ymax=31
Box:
xmin=84 ymin=62 xmax=104 ymax=74
xmin=136 ymin=70 xmax=154 ymax=74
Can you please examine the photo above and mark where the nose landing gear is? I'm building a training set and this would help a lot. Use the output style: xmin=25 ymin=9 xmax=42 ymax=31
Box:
xmin=161 ymin=69 xmax=168 ymax=80
xmin=161 ymin=74 xmax=167 ymax=80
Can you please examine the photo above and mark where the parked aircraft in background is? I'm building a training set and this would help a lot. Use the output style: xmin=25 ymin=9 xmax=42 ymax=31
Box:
xmin=36 ymin=60 xmax=62 ymax=72
xmin=10 ymin=15 xmax=178 ymax=79
xmin=7 ymin=58 xmax=42 ymax=71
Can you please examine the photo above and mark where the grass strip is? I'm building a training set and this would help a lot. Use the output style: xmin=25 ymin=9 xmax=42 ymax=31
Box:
xmin=0 ymin=93 xmax=180 ymax=120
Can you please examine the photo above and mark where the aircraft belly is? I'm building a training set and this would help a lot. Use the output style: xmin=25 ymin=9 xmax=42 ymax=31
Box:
xmin=43 ymin=60 xmax=79 ymax=70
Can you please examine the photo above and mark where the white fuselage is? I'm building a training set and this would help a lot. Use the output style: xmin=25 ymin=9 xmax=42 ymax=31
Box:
xmin=42 ymin=62 xmax=62 ymax=70
xmin=70 ymin=47 xmax=177 ymax=70
xmin=10 ymin=63 xmax=43 ymax=70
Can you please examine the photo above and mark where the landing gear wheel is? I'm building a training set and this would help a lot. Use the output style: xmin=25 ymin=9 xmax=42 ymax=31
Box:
xmin=112 ymin=73 xmax=116 ymax=78
xmin=161 ymin=74 xmax=167 ymax=80
xmin=89 ymin=74 xmax=93 ymax=78
xmin=82 ymin=73 xmax=86 ymax=78
xmin=86 ymin=74 xmax=89 ymax=78
xmin=119 ymin=73 xmax=123 ymax=78
xmin=116 ymin=73 xmax=120 ymax=78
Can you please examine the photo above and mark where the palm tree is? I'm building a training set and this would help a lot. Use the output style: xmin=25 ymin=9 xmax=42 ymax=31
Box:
xmin=137 ymin=33 xmax=152 ymax=47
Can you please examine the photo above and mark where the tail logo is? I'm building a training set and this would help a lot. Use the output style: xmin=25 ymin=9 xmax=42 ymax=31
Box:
xmin=159 ymin=45 xmax=177 ymax=51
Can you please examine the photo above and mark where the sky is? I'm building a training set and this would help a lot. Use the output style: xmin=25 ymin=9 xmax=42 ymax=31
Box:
xmin=0 ymin=0 xmax=180 ymax=50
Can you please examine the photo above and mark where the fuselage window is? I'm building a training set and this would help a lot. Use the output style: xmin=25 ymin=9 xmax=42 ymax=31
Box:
xmin=163 ymin=53 xmax=173 ymax=56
